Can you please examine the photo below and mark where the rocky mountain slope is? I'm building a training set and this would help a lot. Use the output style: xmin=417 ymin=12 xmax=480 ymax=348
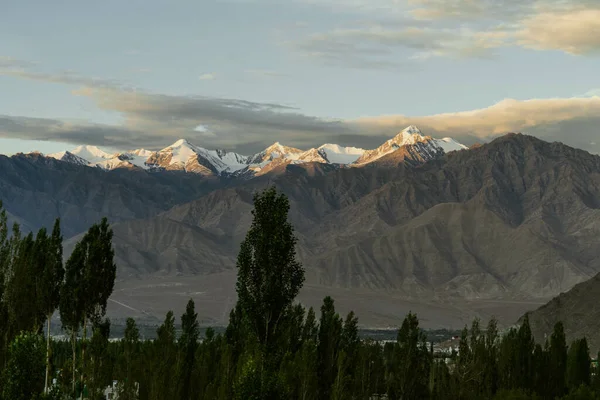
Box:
xmin=522 ymin=273 xmax=600 ymax=353
xmin=0 ymin=153 xmax=225 ymax=237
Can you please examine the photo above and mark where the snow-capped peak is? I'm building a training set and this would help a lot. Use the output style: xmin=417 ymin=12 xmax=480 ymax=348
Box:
xmin=317 ymin=143 xmax=365 ymax=164
xmin=163 ymin=138 xmax=195 ymax=151
xmin=391 ymin=125 xmax=426 ymax=146
xmin=264 ymin=142 xmax=301 ymax=156
xmin=353 ymin=125 xmax=467 ymax=165
xmin=248 ymin=142 xmax=304 ymax=165
xmin=129 ymin=148 xmax=153 ymax=157
xmin=71 ymin=145 xmax=113 ymax=160
xmin=47 ymin=150 xmax=90 ymax=166
xmin=403 ymin=125 xmax=421 ymax=135
xmin=434 ymin=137 xmax=468 ymax=153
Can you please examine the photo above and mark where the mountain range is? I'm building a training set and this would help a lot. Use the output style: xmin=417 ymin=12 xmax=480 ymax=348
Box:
xmin=3 ymin=127 xmax=600 ymax=328
xmin=44 ymin=125 xmax=467 ymax=177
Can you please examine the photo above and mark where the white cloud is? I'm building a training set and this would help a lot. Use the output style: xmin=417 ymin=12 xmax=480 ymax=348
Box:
xmin=289 ymin=0 xmax=600 ymax=67
xmin=517 ymin=8 xmax=600 ymax=54
xmin=354 ymin=96 xmax=600 ymax=149
xmin=3 ymin=59 xmax=600 ymax=153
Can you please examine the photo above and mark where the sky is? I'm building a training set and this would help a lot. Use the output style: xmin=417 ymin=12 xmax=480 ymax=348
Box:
xmin=1 ymin=0 xmax=600 ymax=155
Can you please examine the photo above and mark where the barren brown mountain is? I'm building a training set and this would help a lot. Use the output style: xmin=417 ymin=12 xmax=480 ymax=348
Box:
xmin=522 ymin=273 xmax=600 ymax=353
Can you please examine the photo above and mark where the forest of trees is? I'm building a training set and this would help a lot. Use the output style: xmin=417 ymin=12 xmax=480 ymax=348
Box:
xmin=1 ymin=189 xmax=600 ymax=400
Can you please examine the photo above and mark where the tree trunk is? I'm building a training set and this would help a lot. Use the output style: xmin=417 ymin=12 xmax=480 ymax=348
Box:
xmin=44 ymin=314 xmax=51 ymax=394
xmin=81 ymin=315 xmax=87 ymax=393
xmin=71 ymin=329 xmax=76 ymax=396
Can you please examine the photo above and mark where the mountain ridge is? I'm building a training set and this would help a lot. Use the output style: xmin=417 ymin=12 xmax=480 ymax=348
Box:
xmin=27 ymin=125 xmax=467 ymax=178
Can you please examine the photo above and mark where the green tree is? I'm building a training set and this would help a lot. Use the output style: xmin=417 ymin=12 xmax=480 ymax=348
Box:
xmin=567 ymin=338 xmax=591 ymax=391
xmin=332 ymin=311 xmax=359 ymax=400
xmin=302 ymin=307 xmax=318 ymax=343
xmin=484 ymin=317 xmax=500 ymax=397
xmin=317 ymin=296 xmax=342 ymax=400
xmin=151 ymin=311 xmax=177 ymax=400
xmin=1 ymin=332 xmax=46 ymax=400
xmin=561 ymin=384 xmax=596 ymax=400
xmin=118 ymin=318 xmax=140 ymax=400
xmin=295 ymin=339 xmax=319 ymax=400
xmin=59 ymin=241 xmax=87 ymax=395
xmin=532 ymin=343 xmax=549 ymax=398
xmin=5 ymin=231 xmax=44 ymax=334
xmin=387 ymin=312 xmax=431 ymax=400
xmin=235 ymin=186 xmax=305 ymax=363
xmin=79 ymin=217 xmax=117 ymax=386
xmin=516 ymin=315 xmax=535 ymax=391
xmin=86 ymin=318 xmax=112 ymax=399
xmin=0 ymin=201 xmax=10 ymax=368
xmin=40 ymin=219 xmax=64 ymax=394
xmin=548 ymin=322 xmax=568 ymax=399
xmin=178 ymin=299 xmax=199 ymax=400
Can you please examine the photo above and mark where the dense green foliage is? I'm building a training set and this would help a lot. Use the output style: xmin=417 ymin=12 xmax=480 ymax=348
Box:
xmin=2 ymin=190 xmax=600 ymax=400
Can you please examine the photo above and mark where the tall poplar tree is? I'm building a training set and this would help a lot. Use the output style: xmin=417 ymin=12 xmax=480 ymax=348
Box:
xmin=119 ymin=318 xmax=140 ymax=400
xmin=59 ymin=241 xmax=86 ymax=395
xmin=178 ymin=299 xmax=199 ymax=400
xmin=39 ymin=219 xmax=64 ymax=393
xmin=6 ymin=231 xmax=43 ymax=333
xmin=567 ymin=337 xmax=591 ymax=390
xmin=317 ymin=296 xmax=342 ymax=400
xmin=387 ymin=312 xmax=431 ymax=400
xmin=548 ymin=322 xmax=568 ymax=399
xmin=235 ymin=186 xmax=305 ymax=363
xmin=73 ymin=217 xmax=117 ymax=388
xmin=152 ymin=311 xmax=177 ymax=400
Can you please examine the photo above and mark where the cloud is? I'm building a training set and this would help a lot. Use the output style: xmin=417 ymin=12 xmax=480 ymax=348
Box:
xmin=288 ymin=0 xmax=600 ymax=67
xmin=407 ymin=0 xmax=527 ymax=21
xmin=199 ymin=73 xmax=216 ymax=81
xmin=0 ymin=56 xmax=37 ymax=69
xmin=517 ymin=8 xmax=600 ymax=54
xmin=290 ymin=31 xmax=408 ymax=69
xmin=354 ymin=96 xmax=600 ymax=150
xmin=0 ymin=67 xmax=126 ymax=90
xmin=294 ymin=25 xmax=512 ymax=65
xmin=2 ymin=61 xmax=600 ymax=154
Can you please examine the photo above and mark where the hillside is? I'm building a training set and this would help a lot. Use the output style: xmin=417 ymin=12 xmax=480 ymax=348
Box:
xmin=523 ymin=273 xmax=600 ymax=353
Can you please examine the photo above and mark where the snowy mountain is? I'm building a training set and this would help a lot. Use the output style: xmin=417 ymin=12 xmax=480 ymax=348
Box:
xmin=39 ymin=125 xmax=467 ymax=176
xmin=70 ymin=145 xmax=114 ymax=164
xmin=145 ymin=139 xmax=250 ymax=175
xmin=317 ymin=144 xmax=365 ymax=164
xmin=247 ymin=142 xmax=304 ymax=164
xmin=354 ymin=125 xmax=467 ymax=165
xmin=47 ymin=150 xmax=90 ymax=166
